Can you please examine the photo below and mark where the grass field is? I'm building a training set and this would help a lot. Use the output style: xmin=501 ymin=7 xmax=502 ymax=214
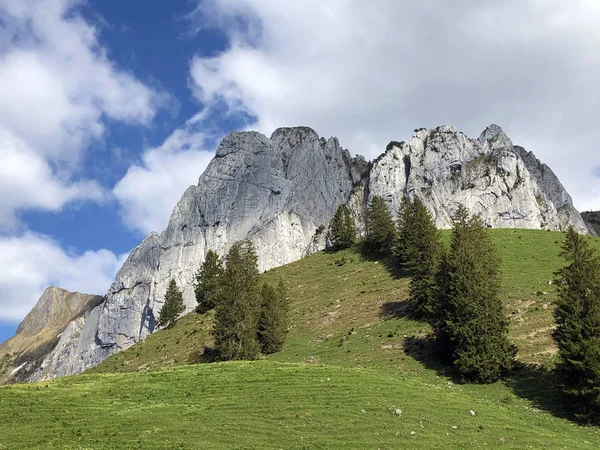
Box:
xmin=2 ymin=361 xmax=600 ymax=449
xmin=1 ymin=229 xmax=600 ymax=448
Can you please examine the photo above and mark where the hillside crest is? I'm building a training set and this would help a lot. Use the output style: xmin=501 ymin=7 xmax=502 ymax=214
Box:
xmin=5 ymin=124 xmax=589 ymax=382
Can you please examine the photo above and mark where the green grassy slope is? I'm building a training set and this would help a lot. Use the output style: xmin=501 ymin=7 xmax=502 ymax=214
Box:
xmin=91 ymin=229 xmax=600 ymax=376
xmin=2 ymin=361 xmax=600 ymax=449
xmin=1 ymin=229 xmax=600 ymax=449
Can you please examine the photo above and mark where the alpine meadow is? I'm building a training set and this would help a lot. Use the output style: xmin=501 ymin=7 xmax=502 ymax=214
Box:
xmin=2 ymin=2 xmax=600 ymax=449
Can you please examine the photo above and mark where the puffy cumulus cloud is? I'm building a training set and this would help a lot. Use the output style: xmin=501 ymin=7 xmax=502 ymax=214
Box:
xmin=0 ymin=232 xmax=127 ymax=324
xmin=0 ymin=0 xmax=166 ymax=224
xmin=189 ymin=0 xmax=600 ymax=211
xmin=113 ymin=126 xmax=215 ymax=235
xmin=0 ymin=127 xmax=105 ymax=229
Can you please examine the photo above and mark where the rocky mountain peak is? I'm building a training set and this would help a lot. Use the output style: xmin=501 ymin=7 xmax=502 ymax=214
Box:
xmin=478 ymin=124 xmax=514 ymax=150
xmin=15 ymin=287 xmax=102 ymax=338
xmin=0 ymin=288 xmax=103 ymax=384
xmin=368 ymin=125 xmax=588 ymax=233
xmin=22 ymin=123 xmax=590 ymax=382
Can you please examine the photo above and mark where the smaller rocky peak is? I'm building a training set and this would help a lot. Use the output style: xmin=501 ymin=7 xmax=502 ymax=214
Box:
xmin=270 ymin=127 xmax=321 ymax=160
xmin=478 ymin=124 xmax=513 ymax=151
xmin=215 ymin=130 xmax=269 ymax=158
xmin=270 ymin=125 xmax=318 ymax=139
xmin=15 ymin=287 xmax=69 ymax=336
xmin=14 ymin=287 xmax=103 ymax=338
xmin=412 ymin=125 xmax=478 ymax=163
xmin=434 ymin=125 xmax=460 ymax=134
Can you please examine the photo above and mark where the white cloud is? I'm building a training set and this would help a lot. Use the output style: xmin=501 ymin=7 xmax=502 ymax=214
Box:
xmin=0 ymin=127 xmax=106 ymax=228
xmin=113 ymin=127 xmax=215 ymax=235
xmin=189 ymin=0 xmax=600 ymax=211
xmin=0 ymin=0 xmax=166 ymax=224
xmin=0 ymin=232 xmax=127 ymax=324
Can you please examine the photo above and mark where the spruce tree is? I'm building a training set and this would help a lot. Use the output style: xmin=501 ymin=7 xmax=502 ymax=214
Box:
xmin=437 ymin=204 xmax=515 ymax=383
xmin=157 ymin=279 xmax=186 ymax=329
xmin=195 ymin=250 xmax=223 ymax=314
xmin=403 ymin=199 xmax=444 ymax=320
xmin=212 ymin=241 xmax=261 ymax=361
xmin=365 ymin=196 xmax=396 ymax=254
xmin=258 ymin=279 xmax=290 ymax=354
xmin=554 ymin=227 xmax=600 ymax=421
xmin=329 ymin=204 xmax=357 ymax=250
xmin=393 ymin=196 xmax=415 ymax=263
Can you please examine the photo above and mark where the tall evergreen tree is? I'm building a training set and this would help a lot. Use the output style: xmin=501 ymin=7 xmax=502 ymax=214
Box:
xmin=554 ymin=227 xmax=600 ymax=422
xmin=364 ymin=196 xmax=396 ymax=254
xmin=195 ymin=250 xmax=223 ymax=314
xmin=436 ymin=204 xmax=515 ymax=383
xmin=212 ymin=241 xmax=261 ymax=361
xmin=393 ymin=196 xmax=415 ymax=263
xmin=258 ymin=279 xmax=290 ymax=354
xmin=403 ymin=199 xmax=444 ymax=320
xmin=157 ymin=279 xmax=186 ymax=329
xmin=329 ymin=204 xmax=357 ymax=250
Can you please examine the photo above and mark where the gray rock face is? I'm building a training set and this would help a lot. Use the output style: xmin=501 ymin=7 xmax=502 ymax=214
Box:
xmin=30 ymin=124 xmax=588 ymax=381
xmin=582 ymin=211 xmax=600 ymax=236
xmin=31 ymin=127 xmax=366 ymax=380
xmin=368 ymin=125 xmax=589 ymax=233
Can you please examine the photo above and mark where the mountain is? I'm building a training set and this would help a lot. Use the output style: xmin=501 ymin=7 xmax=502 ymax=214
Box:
xmin=0 ymin=287 xmax=102 ymax=383
xmin=23 ymin=124 xmax=589 ymax=382
xmin=367 ymin=125 xmax=587 ymax=232
xmin=582 ymin=211 xmax=600 ymax=236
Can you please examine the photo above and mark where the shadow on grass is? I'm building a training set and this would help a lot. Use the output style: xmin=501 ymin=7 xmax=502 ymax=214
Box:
xmin=358 ymin=247 xmax=408 ymax=280
xmin=189 ymin=346 xmax=219 ymax=364
xmin=403 ymin=336 xmax=578 ymax=422
xmin=506 ymin=364 xmax=575 ymax=422
xmin=402 ymin=335 xmax=461 ymax=383
xmin=379 ymin=301 xmax=413 ymax=320
xmin=323 ymin=244 xmax=408 ymax=280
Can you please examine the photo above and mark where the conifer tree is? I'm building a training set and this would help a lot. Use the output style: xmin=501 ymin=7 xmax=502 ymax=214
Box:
xmin=403 ymin=199 xmax=444 ymax=319
xmin=554 ymin=227 xmax=600 ymax=421
xmin=436 ymin=204 xmax=515 ymax=383
xmin=212 ymin=241 xmax=261 ymax=360
xmin=157 ymin=279 xmax=186 ymax=329
xmin=195 ymin=250 xmax=223 ymax=314
xmin=258 ymin=279 xmax=290 ymax=354
xmin=329 ymin=204 xmax=357 ymax=250
xmin=364 ymin=196 xmax=396 ymax=254
xmin=393 ymin=196 xmax=415 ymax=263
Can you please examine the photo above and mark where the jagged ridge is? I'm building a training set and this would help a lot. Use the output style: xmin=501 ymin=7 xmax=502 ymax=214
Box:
xmin=26 ymin=124 xmax=589 ymax=381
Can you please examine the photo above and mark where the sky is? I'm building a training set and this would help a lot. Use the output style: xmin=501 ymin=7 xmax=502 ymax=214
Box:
xmin=1 ymin=0 xmax=599 ymax=344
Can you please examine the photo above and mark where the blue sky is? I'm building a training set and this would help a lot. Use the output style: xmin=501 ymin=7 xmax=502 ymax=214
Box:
xmin=1 ymin=0 xmax=600 ymax=344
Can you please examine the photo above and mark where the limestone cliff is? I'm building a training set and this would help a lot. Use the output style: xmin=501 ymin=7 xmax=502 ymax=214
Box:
xmin=28 ymin=124 xmax=589 ymax=381
xmin=368 ymin=125 xmax=588 ymax=232
xmin=29 ymin=127 xmax=366 ymax=381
